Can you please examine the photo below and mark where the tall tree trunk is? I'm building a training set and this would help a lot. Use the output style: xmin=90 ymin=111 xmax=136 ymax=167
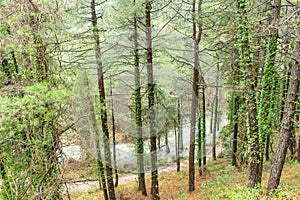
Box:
xmin=202 ymin=79 xmax=207 ymax=166
xmin=91 ymin=1 xmax=116 ymax=199
xmin=91 ymin=99 xmax=109 ymax=200
xmin=210 ymin=97 xmax=214 ymax=139
xmin=280 ymin=65 xmax=289 ymax=122
xmin=145 ymin=1 xmax=159 ymax=199
xmin=175 ymin=122 xmax=180 ymax=172
xmin=110 ymin=78 xmax=118 ymax=187
xmin=235 ymin=0 xmax=261 ymax=188
xmin=189 ymin=0 xmax=203 ymax=192
xmin=82 ymin=71 xmax=109 ymax=200
xmin=133 ymin=0 xmax=147 ymax=195
xmin=177 ymin=98 xmax=181 ymax=171
xmin=267 ymin=36 xmax=300 ymax=191
xmin=258 ymin=0 xmax=282 ymax=178
xmin=197 ymin=114 xmax=202 ymax=175
xmin=212 ymin=65 xmax=219 ymax=161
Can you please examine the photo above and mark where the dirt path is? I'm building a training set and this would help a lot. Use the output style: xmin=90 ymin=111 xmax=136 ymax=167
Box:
xmin=66 ymin=145 xmax=222 ymax=193
xmin=65 ymin=159 xmax=189 ymax=193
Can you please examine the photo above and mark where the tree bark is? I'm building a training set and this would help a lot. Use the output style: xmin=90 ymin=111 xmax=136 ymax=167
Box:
xmin=145 ymin=1 xmax=160 ymax=199
xmin=267 ymin=21 xmax=300 ymax=192
xmin=133 ymin=0 xmax=147 ymax=195
xmin=91 ymin=1 xmax=116 ymax=199
xmin=289 ymin=128 xmax=296 ymax=160
xmin=189 ymin=0 xmax=203 ymax=192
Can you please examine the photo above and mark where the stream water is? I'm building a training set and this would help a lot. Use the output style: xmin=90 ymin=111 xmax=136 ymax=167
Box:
xmin=62 ymin=119 xmax=228 ymax=192
xmin=0 ymin=119 xmax=227 ymax=191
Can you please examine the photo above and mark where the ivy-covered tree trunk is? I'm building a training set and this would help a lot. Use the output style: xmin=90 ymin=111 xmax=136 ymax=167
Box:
xmin=189 ymin=0 xmax=203 ymax=192
xmin=133 ymin=0 xmax=147 ymax=195
xmin=258 ymin=0 xmax=281 ymax=176
xmin=235 ymin=0 xmax=261 ymax=188
xmin=91 ymin=1 xmax=116 ymax=199
xmin=267 ymin=19 xmax=300 ymax=192
xmin=145 ymin=0 xmax=160 ymax=199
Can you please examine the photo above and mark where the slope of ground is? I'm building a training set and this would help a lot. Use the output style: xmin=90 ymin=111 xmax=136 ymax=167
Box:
xmin=68 ymin=158 xmax=300 ymax=200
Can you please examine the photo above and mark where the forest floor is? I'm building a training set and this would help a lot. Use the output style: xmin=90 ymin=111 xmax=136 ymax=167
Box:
xmin=67 ymin=155 xmax=300 ymax=200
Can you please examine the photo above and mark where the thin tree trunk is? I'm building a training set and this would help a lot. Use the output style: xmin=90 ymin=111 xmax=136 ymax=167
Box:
xmin=212 ymin=65 xmax=219 ymax=161
xmin=110 ymin=78 xmax=118 ymax=187
xmin=145 ymin=1 xmax=159 ymax=199
xmin=210 ymin=97 xmax=214 ymax=139
xmin=91 ymin=102 xmax=109 ymax=200
xmin=197 ymin=114 xmax=202 ymax=175
xmin=91 ymin=1 xmax=116 ymax=199
xmin=157 ymin=132 xmax=161 ymax=150
xmin=280 ymin=65 xmax=289 ymax=122
xmin=178 ymin=98 xmax=184 ymax=152
xmin=267 ymin=37 xmax=300 ymax=191
xmin=83 ymin=71 xmax=109 ymax=200
xmin=133 ymin=0 xmax=146 ymax=195
xmin=232 ymin=94 xmax=239 ymax=167
xmin=177 ymin=98 xmax=181 ymax=171
xmin=265 ymin=134 xmax=270 ymax=161
xmin=189 ymin=0 xmax=203 ymax=192
xmin=165 ymin=126 xmax=170 ymax=153
xmin=175 ymin=122 xmax=180 ymax=172
xmin=202 ymin=80 xmax=206 ymax=166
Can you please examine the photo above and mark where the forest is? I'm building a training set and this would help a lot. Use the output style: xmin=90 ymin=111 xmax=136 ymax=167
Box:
xmin=0 ymin=0 xmax=299 ymax=199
